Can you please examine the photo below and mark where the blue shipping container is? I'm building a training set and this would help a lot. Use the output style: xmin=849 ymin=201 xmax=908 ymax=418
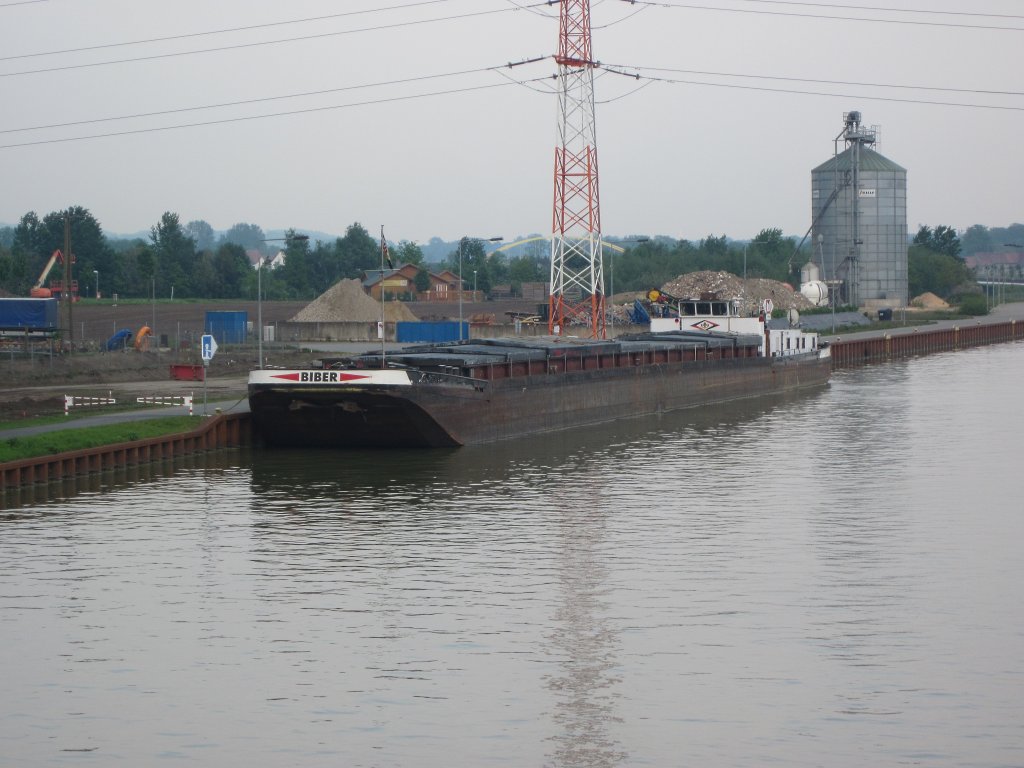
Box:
xmin=0 ymin=298 xmax=59 ymax=330
xmin=205 ymin=311 xmax=248 ymax=344
xmin=396 ymin=321 xmax=465 ymax=343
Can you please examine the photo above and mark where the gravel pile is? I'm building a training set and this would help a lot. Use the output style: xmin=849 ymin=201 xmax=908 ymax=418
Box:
xmin=660 ymin=271 xmax=814 ymax=315
xmin=290 ymin=279 xmax=419 ymax=323
xmin=609 ymin=271 xmax=815 ymax=323
xmin=911 ymin=292 xmax=949 ymax=309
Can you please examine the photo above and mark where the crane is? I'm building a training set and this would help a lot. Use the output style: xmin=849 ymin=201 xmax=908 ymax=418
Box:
xmin=30 ymin=250 xmax=64 ymax=298
xmin=29 ymin=249 xmax=77 ymax=299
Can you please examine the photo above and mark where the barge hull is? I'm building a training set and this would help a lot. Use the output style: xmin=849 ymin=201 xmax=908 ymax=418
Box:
xmin=249 ymin=353 xmax=831 ymax=448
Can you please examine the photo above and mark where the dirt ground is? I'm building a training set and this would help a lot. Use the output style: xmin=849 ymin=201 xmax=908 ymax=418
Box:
xmin=0 ymin=300 xmax=318 ymax=423
xmin=0 ymin=297 xmax=541 ymax=423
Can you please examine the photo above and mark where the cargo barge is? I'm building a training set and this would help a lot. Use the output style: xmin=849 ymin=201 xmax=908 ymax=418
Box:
xmin=248 ymin=297 xmax=832 ymax=448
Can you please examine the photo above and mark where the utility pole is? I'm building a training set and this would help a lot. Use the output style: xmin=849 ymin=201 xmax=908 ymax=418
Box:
xmin=63 ymin=211 xmax=73 ymax=346
xmin=548 ymin=0 xmax=605 ymax=338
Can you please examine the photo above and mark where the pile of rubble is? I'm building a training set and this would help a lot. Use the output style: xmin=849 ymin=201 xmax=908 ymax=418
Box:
xmin=660 ymin=271 xmax=814 ymax=315
xmin=610 ymin=271 xmax=814 ymax=321
xmin=291 ymin=279 xmax=419 ymax=323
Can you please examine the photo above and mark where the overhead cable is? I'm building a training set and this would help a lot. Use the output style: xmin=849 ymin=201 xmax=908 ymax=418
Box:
xmin=601 ymin=66 xmax=1024 ymax=111
xmin=0 ymin=77 xmax=552 ymax=150
xmin=617 ymin=0 xmax=1024 ymax=31
xmin=0 ymin=3 xmax=551 ymax=78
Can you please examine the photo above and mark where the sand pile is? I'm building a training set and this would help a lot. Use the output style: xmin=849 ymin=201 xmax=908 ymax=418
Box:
xmin=291 ymin=279 xmax=419 ymax=323
xmin=910 ymin=292 xmax=949 ymax=309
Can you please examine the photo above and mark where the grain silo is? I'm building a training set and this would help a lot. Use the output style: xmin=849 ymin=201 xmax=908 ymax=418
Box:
xmin=810 ymin=111 xmax=907 ymax=309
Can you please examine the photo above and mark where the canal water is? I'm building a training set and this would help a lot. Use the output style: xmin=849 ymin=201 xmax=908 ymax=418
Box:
xmin=2 ymin=343 xmax=1022 ymax=767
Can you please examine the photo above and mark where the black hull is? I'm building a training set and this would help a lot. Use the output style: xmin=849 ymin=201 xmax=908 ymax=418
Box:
xmin=249 ymin=353 xmax=831 ymax=448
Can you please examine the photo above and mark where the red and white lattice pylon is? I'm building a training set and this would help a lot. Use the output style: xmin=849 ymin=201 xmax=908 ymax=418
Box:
xmin=548 ymin=0 xmax=605 ymax=338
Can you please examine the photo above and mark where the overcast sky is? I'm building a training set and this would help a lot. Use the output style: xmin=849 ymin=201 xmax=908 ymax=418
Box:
xmin=1 ymin=0 xmax=1021 ymax=245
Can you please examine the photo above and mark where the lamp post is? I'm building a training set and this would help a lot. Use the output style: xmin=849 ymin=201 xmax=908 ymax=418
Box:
xmin=93 ymin=269 xmax=99 ymax=300
xmin=458 ymin=236 xmax=503 ymax=341
xmin=607 ymin=237 xmax=649 ymax=335
xmin=258 ymin=234 xmax=309 ymax=367
xmin=1003 ymin=245 xmax=1022 ymax=308
xmin=473 ymin=270 xmax=478 ymax=296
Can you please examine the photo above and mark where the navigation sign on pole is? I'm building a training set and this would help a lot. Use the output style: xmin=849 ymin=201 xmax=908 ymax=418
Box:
xmin=201 ymin=334 xmax=218 ymax=362
xmin=200 ymin=334 xmax=218 ymax=417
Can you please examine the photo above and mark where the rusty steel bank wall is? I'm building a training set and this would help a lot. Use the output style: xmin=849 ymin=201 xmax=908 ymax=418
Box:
xmin=827 ymin=319 xmax=1022 ymax=368
xmin=2 ymin=319 xmax=1022 ymax=497
xmin=0 ymin=412 xmax=251 ymax=499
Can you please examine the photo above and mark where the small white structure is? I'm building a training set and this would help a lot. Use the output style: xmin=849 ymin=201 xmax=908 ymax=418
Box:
xmin=799 ymin=261 xmax=830 ymax=307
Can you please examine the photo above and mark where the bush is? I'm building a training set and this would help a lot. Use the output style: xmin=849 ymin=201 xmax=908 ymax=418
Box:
xmin=958 ymin=294 xmax=988 ymax=316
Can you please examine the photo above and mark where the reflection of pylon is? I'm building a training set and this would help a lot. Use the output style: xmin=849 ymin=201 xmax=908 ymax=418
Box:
xmin=548 ymin=0 xmax=604 ymax=338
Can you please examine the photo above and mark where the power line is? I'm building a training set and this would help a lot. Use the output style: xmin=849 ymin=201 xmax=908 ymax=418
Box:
xmin=603 ymin=63 xmax=1024 ymax=97
xmin=0 ymin=0 xmax=48 ymax=6
xmin=0 ymin=0 xmax=458 ymax=62
xmin=602 ymin=66 xmax=1024 ymax=111
xmin=0 ymin=3 xmax=551 ymax=79
xmin=714 ymin=0 xmax=1024 ymax=22
xmin=0 ymin=77 xmax=552 ymax=150
xmin=0 ymin=65 xmax=512 ymax=135
xmin=617 ymin=0 xmax=1024 ymax=31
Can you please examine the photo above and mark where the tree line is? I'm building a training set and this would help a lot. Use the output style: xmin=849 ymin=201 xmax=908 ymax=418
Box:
xmin=0 ymin=206 xmax=1002 ymax=303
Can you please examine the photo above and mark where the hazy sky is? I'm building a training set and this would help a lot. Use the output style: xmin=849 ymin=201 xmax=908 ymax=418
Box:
xmin=1 ymin=0 xmax=1021 ymax=244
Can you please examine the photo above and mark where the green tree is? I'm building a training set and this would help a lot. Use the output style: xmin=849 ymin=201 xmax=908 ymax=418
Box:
xmin=150 ymin=212 xmax=196 ymax=297
xmin=276 ymin=229 xmax=313 ymax=298
xmin=959 ymin=225 xmax=994 ymax=257
xmin=212 ymin=242 xmax=252 ymax=298
xmin=394 ymin=240 xmax=424 ymax=266
xmin=913 ymin=225 xmax=961 ymax=259
xmin=307 ymin=239 xmax=342 ymax=295
xmin=414 ymin=268 xmax=431 ymax=293
xmin=185 ymin=220 xmax=217 ymax=252
xmin=337 ymin=223 xmax=379 ymax=277
xmin=507 ymin=253 xmax=545 ymax=293
xmin=223 ymin=222 xmax=266 ymax=252
xmin=908 ymin=244 xmax=973 ymax=299
xmin=10 ymin=208 xmax=115 ymax=298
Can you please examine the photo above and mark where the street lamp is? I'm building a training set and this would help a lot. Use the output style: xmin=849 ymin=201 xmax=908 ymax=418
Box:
xmin=473 ymin=270 xmax=478 ymax=295
xmin=258 ymin=234 xmax=309 ymax=367
xmin=458 ymin=236 xmax=503 ymax=341
xmin=93 ymin=269 xmax=99 ymax=300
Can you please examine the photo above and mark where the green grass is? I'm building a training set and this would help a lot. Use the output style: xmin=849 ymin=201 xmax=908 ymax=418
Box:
xmin=0 ymin=402 xmax=155 ymax=431
xmin=0 ymin=416 xmax=200 ymax=463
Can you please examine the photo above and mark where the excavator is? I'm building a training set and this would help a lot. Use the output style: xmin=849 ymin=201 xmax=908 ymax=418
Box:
xmin=29 ymin=249 xmax=77 ymax=299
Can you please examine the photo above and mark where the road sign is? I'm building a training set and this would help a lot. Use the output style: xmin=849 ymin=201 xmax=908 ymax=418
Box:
xmin=201 ymin=334 xmax=218 ymax=361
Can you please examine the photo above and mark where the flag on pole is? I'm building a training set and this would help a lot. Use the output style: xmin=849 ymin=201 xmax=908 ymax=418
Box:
xmin=381 ymin=227 xmax=393 ymax=270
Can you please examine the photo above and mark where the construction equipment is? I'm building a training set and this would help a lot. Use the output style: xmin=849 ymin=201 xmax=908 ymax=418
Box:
xmin=646 ymin=288 xmax=680 ymax=305
xmin=30 ymin=250 xmax=62 ymax=298
xmin=29 ymin=249 xmax=78 ymax=299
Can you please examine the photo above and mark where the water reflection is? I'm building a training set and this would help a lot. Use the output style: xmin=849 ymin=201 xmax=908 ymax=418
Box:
xmin=545 ymin=505 xmax=625 ymax=768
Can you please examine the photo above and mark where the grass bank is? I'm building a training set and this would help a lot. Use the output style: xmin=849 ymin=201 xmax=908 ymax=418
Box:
xmin=0 ymin=417 xmax=198 ymax=463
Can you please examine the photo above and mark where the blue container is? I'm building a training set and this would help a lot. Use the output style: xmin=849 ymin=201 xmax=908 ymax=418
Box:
xmin=396 ymin=321 xmax=465 ymax=343
xmin=0 ymin=298 xmax=59 ymax=330
xmin=205 ymin=310 xmax=248 ymax=344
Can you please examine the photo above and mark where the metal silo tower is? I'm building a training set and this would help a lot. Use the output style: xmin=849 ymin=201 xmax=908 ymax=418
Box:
xmin=811 ymin=111 xmax=907 ymax=309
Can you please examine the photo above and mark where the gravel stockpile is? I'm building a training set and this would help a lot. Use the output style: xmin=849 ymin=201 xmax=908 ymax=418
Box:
xmin=291 ymin=279 xmax=419 ymax=323
xmin=608 ymin=271 xmax=816 ymax=323
xmin=660 ymin=271 xmax=814 ymax=316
